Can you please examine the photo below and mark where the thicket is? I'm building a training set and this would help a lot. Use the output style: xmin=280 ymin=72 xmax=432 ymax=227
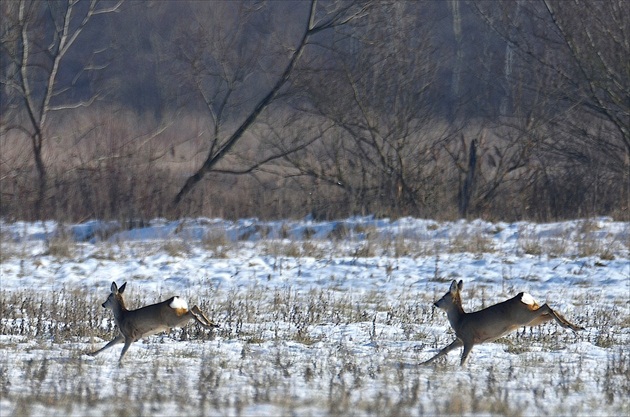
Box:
xmin=1 ymin=1 xmax=628 ymax=222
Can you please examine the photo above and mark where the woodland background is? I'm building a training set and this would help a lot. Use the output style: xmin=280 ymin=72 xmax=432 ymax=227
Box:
xmin=1 ymin=0 xmax=628 ymax=223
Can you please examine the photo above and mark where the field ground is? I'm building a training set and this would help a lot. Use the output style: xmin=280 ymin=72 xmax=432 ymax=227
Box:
xmin=1 ymin=217 xmax=628 ymax=416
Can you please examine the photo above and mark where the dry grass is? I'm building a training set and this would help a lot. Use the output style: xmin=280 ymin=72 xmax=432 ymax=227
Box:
xmin=0 ymin=281 xmax=627 ymax=416
xmin=449 ymin=229 xmax=495 ymax=254
xmin=1 ymin=108 xmax=627 ymax=223
xmin=160 ymin=239 xmax=190 ymax=257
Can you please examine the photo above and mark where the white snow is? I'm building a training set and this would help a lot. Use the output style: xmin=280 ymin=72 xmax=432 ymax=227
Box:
xmin=0 ymin=216 xmax=628 ymax=416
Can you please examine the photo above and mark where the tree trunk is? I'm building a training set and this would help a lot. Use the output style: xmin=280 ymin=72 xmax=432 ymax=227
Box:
xmin=459 ymin=139 xmax=476 ymax=218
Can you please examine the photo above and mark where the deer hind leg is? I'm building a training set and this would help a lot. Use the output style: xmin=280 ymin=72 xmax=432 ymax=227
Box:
xmin=89 ymin=334 xmax=124 ymax=356
xmin=421 ymin=339 xmax=463 ymax=365
xmin=523 ymin=304 xmax=584 ymax=331
xmin=525 ymin=313 xmax=554 ymax=327
xmin=190 ymin=305 xmax=219 ymax=328
xmin=537 ymin=304 xmax=584 ymax=331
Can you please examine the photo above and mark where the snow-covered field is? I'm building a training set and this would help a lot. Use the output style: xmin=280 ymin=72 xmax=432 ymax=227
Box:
xmin=1 ymin=217 xmax=628 ymax=416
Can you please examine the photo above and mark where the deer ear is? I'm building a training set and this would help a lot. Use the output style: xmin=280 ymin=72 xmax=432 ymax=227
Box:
xmin=450 ymin=280 xmax=459 ymax=293
xmin=119 ymin=282 xmax=127 ymax=293
xmin=111 ymin=282 xmax=118 ymax=292
xmin=457 ymin=280 xmax=463 ymax=291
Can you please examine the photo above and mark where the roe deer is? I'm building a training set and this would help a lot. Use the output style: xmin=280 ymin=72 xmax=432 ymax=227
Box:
xmin=422 ymin=280 xmax=584 ymax=366
xmin=89 ymin=281 xmax=219 ymax=362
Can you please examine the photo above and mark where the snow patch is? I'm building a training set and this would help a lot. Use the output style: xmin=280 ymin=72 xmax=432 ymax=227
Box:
xmin=0 ymin=217 xmax=627 ymax=416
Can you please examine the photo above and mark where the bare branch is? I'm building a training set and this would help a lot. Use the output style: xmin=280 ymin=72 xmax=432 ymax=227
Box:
xmin=172 ymin=0 xmax=371 ymax=206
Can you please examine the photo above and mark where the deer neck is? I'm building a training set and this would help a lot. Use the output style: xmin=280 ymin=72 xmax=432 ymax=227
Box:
xmin=111 ymin=297 xmax=129 ymax=322
xmin=446 ymin=299 xmax=466 ymax=329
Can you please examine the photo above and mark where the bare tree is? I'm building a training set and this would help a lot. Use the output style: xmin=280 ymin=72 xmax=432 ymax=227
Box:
xmin=1 ymin=0 xmax=123 ymax=218
xmin=281 ymin=2 xmax=457 ymax=217
xmin=471 ymin=0 xmax=629 ymax=219
xmin=540 ymin=0 xmax=629 ymax=151
xmin=170 ymin=0 xmax=372 ymax=208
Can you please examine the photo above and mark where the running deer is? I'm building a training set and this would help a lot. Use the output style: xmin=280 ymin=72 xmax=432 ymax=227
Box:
xmin=89 ymin=281 xmax=219 ymax=362
xmin=422 ymin=280 xmax=584 ymax=366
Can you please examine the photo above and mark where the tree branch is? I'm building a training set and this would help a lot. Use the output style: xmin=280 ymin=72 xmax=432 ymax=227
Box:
xmin=173 ymin=0 xmax=367 ymax=206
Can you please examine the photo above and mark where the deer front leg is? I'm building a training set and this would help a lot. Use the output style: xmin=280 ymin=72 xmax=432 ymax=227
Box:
xmin=118 ymin=338 xmax=134 ymax=363
xmin=421 ymin=339 xmax=463 ymax=365
xmin=89 ymin=334 xmax=124 ymax=356
xmin=460 ymin=341 xmax=474 ymax=366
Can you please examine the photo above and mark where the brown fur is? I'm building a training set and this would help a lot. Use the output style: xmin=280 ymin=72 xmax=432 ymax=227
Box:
xmin=89 ymin=282 xmax=219 ymax=363
xmin=422 ymin=280 xmax=584 ymax=366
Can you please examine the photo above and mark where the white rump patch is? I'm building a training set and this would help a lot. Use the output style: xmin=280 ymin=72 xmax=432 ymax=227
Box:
xmin=520 ymin=293 xmax=537 ymax=306
xmin=169 ymin=296 xmax=188 ymax=310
